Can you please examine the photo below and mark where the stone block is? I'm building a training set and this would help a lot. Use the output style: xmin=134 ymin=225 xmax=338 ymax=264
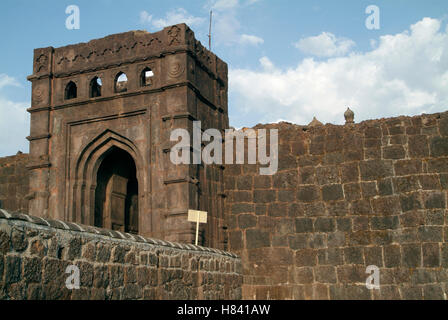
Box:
xmin=316 ymin=166 xmax=340 ymax=185
xmin=295 ymin=249 xmax=317 ymax=267
xmin=402 ymin=244 xmax=421 ymax=268
xmin=344 ymin=247 xmax=364 ymax=265
xmin=246 ymin=229 xmax=270 ymax=249
xmin=341 ymin=162 xmax=359 ymax=183
xmin=343 ymin=183 xmax=361 ymax=201
xmin=383 ymin=145 xmax=406 ymax=159
xmin=297 ymin=186 xmax=320 ymax=202
xmin=238 ymin=214 xmax=257 ymax=229
xmin=383 ymin=244 xmax=401 ymax=267
xmin=5 ymin=255 xmax=22 ymax=284
xmin=423 ymin=191 xmax=446 ymax=209
xmin=295 ymin=218 xmax=313 ymax=233
xmin=321 ymin=184 xmax=344 ymax=201
xmin=314 ymin=217 xmax=335 ymax=232
xmin=408 ymin=135 xmax=429 ymax=157
xmin=315 ymin=266 xmax=337 ymax=284
xmin=422 ymin=243 xmax=440 ymax=267
xmin=253 ymin=190 xmax=276 ymax=203
xmin=359 ymin=160 xmax=393 ymax=181
xmin=371 ymin=216 xmax=399 ymax=230
xmin=430 ymin=137 xmax=448 ymax=157
xmin=23 ymin=257 xmax=42 ymax=283
xmin=371 ymin=196 xmax=401 ymax=215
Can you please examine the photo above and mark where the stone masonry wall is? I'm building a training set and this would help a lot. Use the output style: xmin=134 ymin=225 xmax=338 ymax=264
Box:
xmin=0 ymin=154 xmax=29 ymax=213
xmin=0 ymin=210 xmax=242 ymax=300
xmin=224 ymin=111 xmax=448 ymax=300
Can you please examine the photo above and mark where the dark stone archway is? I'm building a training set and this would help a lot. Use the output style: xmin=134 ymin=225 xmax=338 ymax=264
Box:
xmin=94 ymin=147 xmax=138 ymax=234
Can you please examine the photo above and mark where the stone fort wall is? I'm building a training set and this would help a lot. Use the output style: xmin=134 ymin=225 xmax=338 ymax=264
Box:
xmin=0 ymin=153 xmax=29 ymax=214
xmin=1 ymin=110 xmax=448 ymax=299
xmin=0 ymin=209 xmax=242 ymax=300
xmin=224 ymin=111 xmax=448 ymax=300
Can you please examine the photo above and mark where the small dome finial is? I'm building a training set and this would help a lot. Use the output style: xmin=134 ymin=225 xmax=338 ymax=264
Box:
xmin=344 ymin=107 xmax=355 ymax=124
xmin=308 ymin=117 xmax=323 ymax=127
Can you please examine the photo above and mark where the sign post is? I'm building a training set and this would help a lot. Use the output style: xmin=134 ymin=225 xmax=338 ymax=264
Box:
xmin=188 ymin=210 xmax=208 ymax=246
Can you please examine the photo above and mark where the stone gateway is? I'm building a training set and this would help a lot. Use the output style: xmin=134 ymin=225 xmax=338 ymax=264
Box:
xmin=25 ymin=24 xmax=228 ymax=248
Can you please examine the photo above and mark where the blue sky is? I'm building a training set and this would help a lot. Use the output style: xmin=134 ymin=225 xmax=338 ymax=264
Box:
xmin=1 ymin=0 xmax=448 ymax=156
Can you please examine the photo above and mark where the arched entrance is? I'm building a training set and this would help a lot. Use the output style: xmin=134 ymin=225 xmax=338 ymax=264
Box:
xmin=94 ymin=147 xmax=139 ymax=234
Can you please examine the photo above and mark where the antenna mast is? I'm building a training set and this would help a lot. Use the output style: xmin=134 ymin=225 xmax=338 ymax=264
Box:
xmin=208 ymin=10 xmax=213 ymax=51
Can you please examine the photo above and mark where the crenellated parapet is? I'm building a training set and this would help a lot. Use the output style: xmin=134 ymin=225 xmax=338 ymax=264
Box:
xmin=28 ymin=24 xmax=227 ymax=86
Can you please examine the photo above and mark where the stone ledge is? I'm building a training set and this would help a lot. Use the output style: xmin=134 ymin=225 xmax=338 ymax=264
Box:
xmin=0 ymin=209 xmax=238 ymax=259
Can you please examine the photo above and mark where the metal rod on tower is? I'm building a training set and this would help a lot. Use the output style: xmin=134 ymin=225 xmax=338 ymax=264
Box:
xmin=208 ymin=10 xmax=213 ymax=51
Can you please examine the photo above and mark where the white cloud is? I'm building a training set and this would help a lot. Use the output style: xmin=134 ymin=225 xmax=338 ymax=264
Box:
xmin=259 ymin=57 xmax=275 ymax=71
xmin=230 ymin=18 xmax=448 ymax=126
xmin=139 ymin=11 xmax=152 ymax=24
xmin=205 ymin=0 xmax=263 ymax=47
xmin=0 ymin=74 xmax=29 ymax=156
xmin=239 ymin=34 xmax=264 ymax=46
xmin=212 ymin=13 xmax=264 ymax=47
xmin=0 ymin=74 xmax=20 ymax=90
xmin=142 ymin=8 xmax=205 ymax=30
xmin=295 ymin=32 xmax=356 ymax=57
xmin=212 ymin=11 xmax=240 ymax=46
xmin=0 ymin=98 xmax=29 ymax=156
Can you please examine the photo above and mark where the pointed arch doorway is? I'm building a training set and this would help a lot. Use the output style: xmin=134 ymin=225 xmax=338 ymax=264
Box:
xmin=94 ymin=147 xmax=139 ymax=234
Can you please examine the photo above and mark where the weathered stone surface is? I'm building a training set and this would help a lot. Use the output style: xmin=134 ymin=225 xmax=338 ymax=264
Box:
xmin=295 ymin=218 xmax=313 ymax=233
xmin=297 ymin=186 xmax=320 ymax=202
xmin=11 ymin=230 xmax=28 ymax=252
xmin=384 ymin=245 xmax=401 ymax=267
xmin=359 ymin=160 xmax=393 ymax=180
xmin=23 ymin=257 xmax=42 ymax=283
xmin=402 ymin=244 xmax=422 ymax=268
xmin=3 ymin=26 xmax=448 ymax=301
xmin=322 ymin=184 xmax=344 ymax=201
xmin=246 ymin=230 xmax=270 ymax=249
xmin=0 ymin=154 xmax=29 ymax=213
xmin=314 ymin=218 xmax=335 ymax=232
xmin=0 ymin=215 xmax=242 ymax=300
xmin=430 ymin=137 xmax=448 ymax=157
xmin=0 ymin=231 xmax=10 ymax=254
xmin=296 ymin=249 xmax=317 ymax=267
xmin=5 ymin=255 xmax=22 ymax=284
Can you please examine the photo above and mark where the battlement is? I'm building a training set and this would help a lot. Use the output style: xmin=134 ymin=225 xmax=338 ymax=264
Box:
xmin=28 ymin=24 xmax=227 ymax=84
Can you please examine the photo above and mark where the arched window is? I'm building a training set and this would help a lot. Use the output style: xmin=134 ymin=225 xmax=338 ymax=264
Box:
xmin=140 ymin=67 xmax=154 ymax=87
xmin=90 ymin=77 xmax=102 ymax=98
xmin=65 ymin=81 xmax=77 ymax=100
xmin=115 ymin=72 xmax=128 ymax=93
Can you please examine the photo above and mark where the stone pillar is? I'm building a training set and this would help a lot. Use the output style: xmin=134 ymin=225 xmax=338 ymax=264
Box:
xmin=26 ymin=47 xmax=54 ymax=218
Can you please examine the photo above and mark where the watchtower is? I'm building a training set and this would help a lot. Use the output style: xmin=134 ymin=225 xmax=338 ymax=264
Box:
xmin=26 ymin=24 xmax=229 ymax=248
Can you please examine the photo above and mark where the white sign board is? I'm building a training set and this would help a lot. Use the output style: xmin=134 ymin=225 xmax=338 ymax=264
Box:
xmin=188 ymin=210 xmax=208 ymax=224
xmin=188 ymin=210 xmax=208 ymax=245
